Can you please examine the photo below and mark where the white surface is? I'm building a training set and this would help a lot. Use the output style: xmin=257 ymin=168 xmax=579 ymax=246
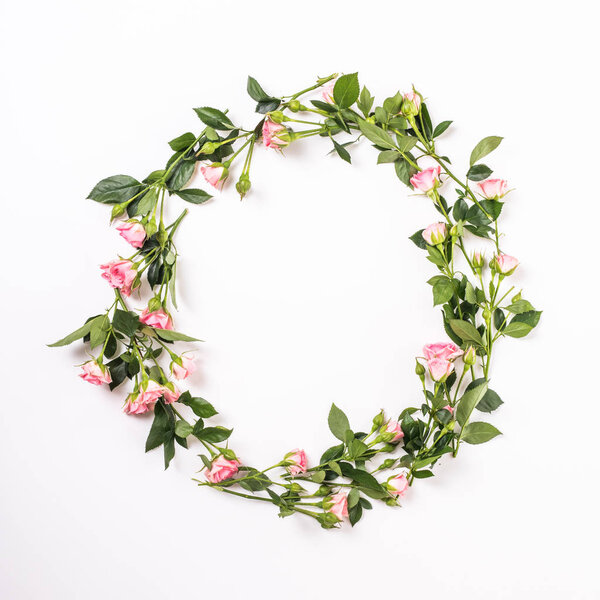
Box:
xmin=1 ymin=1 xmax=599 ymax=598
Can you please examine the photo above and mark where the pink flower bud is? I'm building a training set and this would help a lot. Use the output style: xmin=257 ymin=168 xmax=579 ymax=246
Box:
xmin=200 ymin=163 xmax=228 ymax=190
xmin=472 ymin=251 xmax=485 ymax=269
xmin=422 ymin=222 xmax=447 ymax=245
xmin=492 ymin=253 xmax=519 ymax=276
xmin=171 ymin=354 xmax=196 ymax=380
xmin=427 ymin=358 xmax=454 ymax=382
xmin=284 ymin=449 xmax=307 ymax=475
xmin=401 ymin=91 xmax=421 ymax=116
xmin=79 ymin=361 xmax=112 ymax=386
xmin=384 ymin=420 xmax=404 ymax=443
xmin=322 ymin=81 xmax=335 ymax=104
xmin=205 ymin=455 xmax=240 ymax=483
xmin=116 ymin=221 xmax=146 ymax=248
xmin=442 ymin=404 xmax=454 ymax=415
xmin=140 ymin=308 xmax=173 ymax=330
xmin=100 ymin=259 xmax=138 ymax=297
xmin=161 ymin=383 xmax=180 ymax=404
xmin=262 ymin=117 xmax=291 ymax=150
xmin=423 ymin=343 xmax=463 ymax=361
xmin=123 ymin=380 xmax=163 ymax=415
xmin=410 ymin=166 xmax=441 ymax=193
xmin=387 ymin=472 xmax=409 ymax=497
xmin=328 ymin=492 xmax=349 ymax=521
xmin=477 ymin=178 xmax=508 ymax=200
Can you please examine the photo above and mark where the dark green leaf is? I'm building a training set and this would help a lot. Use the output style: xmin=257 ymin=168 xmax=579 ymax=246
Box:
xmin=174 ymin=188 xmax=213 ymax=205
xmin=332 ymin=139 xmax=351 ymax=164
xmin=476 ymin=388 xmax=503 ymax=413
xmin=168 ymin=132 xmax=196 ymax=151
xmin=328 ymin=403 xmax=351 ymax=442
xmin=88 ymin=175 xmax=142 ymax=205
xmin=195 ymin=426 xmax=232 ymax=443
xmin=456 ymin=381 xmax=488 ymax=427
xmin=333 ymin=73 xmax=360 ymax=109
xmin=193 ymin=107 xmax=235 ymax=130
xmin=409 ymin=229 xmax=426 ymax=249
xmin=449 ymin=319 xmax=485 ymax=347
xmin=112 ymin=309 xmax=139 ymax=337
xmin=432 ymin=120 xmax=452 ymax=138
xmin=167 ymin=161 xmax=196 ymax=192
xmin=467 ymin=164 xmax=493 ymax=182
xmin=357 ymin=119 xmax=396 ymax=149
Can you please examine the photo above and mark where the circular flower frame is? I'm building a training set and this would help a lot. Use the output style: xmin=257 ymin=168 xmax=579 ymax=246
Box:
xmin=50 ymin=73 xmax=541 ymax=529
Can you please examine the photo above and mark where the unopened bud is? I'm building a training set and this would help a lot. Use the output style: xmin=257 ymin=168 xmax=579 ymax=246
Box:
xmin=372 ymin=410 xmax=385 ymax=429
xmin=199 ymin=141 xmax=219 ymax=155
xmin=415 ymin=359 xmax=426 ymax=379
xmin=268 ymin=110 xmax=285 ymax=124
xmin=482 ymin=308 xmax=491 ymax=321
xmin=145 ymin=219 xmax=158 ymax=237
xmin=288 ymin=100 xmax=301 ymax=112
xmin=463 ymin=346 xmax=477 ymax=366
xmin=236 ymin=174 xmax=251 ymax=198
xmin=111 ymin=203 xmax=126 ymax=220
xmin=472 ymin=251 xmax=485 ymax=269
xmin=148 ymin=296 xmax=162 ymax=312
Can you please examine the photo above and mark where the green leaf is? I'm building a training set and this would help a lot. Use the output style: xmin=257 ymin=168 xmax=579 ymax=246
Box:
xmin=112 ymin=309 xmax=139 ymax=337
xmin=89 ymin=315 xmax=110 ymax=349
xmin=413 ymin=469 xmax=434 ymax=479
xmin=432 ymin=120 xmax=452 ymax=138
xmin=332 ymin=139 xmax=351 ymax=164
xmin=395 ymin=136 xmax=418 ymax=152
xmin=174 ymin=421 xmax=193 ymax=438
xmin=506 ymin=300 xmax=535 ymax=314
xmin=476 ymin=388 xmax=503 ymax=413
xmin=246 ymin=76 xmax=270 ymax=102
xmin=449 ymin=319 xmax=485 ymax=347
xmin=456 ymin=381 xmax=488 ymax=427
xmin=465 ymin=281 xmax=477 ymax=304
xmin=349 ymin=502 xmax=363 ymax=527
xmin=333 ymin=73 xmax=360 ymax=109
xmin=357 ymin=119 xmax=396 ymax=149
xmin=107 ymin=356 xmax=128 ymax=390
xmin=194 ymin=107 xmax=235 ymax=130
xmin=132 ymin=187 xmax=159 ymax=216
xmin=179 ymin=392 xmax=218 ymax=418
xmin=88 ymin=175 xmax=142 ymax=205
xmin=174 ymin=189 xmax=213 ymax=205
xmin=48 ymin=319 xmax=94 ymax=347
xmin=155 ymin=329 xmax=200 ymax=342
xmin=466 ymin=164 xmax=493 ymax=182
xmin=469 ymin=136 xmax=503 ymax=166
xmin=357 ymin=86 xmax=374 ymax=117
xmin=168 ymin=132 xmax=196 ymax=151
xmin=328 ymin=403 xmax=351 ymax=442
xmin=394 ymin=159 xmax=416 ymax=187
xmin=461 ymin=421 xmax=501 ymax=444
xmin=163 ymin=434 xmax=175 ymax=469
xmin=409 ymin=229 xmax=426 ymax=249
xmin=167 ymin=161 xmax=196 ymax=192
xmin=432 ymin=277 xmax=455 ymax=306
xmin=195 ymin=426 xmax=232 ymax=443
xmin=145 ymin=401 xmax=172 ymax=452
xmin=502 ymin=321 xmax=533 ymax=338
xmin=377 ymin=150 xmax=401 ymax=164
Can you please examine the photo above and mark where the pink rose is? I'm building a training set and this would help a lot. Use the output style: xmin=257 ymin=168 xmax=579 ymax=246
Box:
xmin=124 ymin=380 xmax=164 ymax=415
xmin=322 ymin=81 xmax=335 ymax=104
xmin=443 ymin=404 xmax=454 ymax=414
xmin=171 ymin=354 xmax=196 ymax=380
xmin=205 ymin=455 xmax=240 ymax=483
xmin=427 ymin=358 xmax=454 ymax=382
xmin=116 ymin=221 xmax=146 ymax=248
xmin=262 ymin=117 xmax=290 ymax=149
xmin=402 ymin=91 xmax=421 ymax=116
xmin=384 ymin=420 xmax=404 ymax=443
xmin=200 ymin=163 xmax=227 ymax=189
xmin=100 ymin=259 xmax=137 ymax=297
xmin=493 ymin=253 xmax=519 ymax=276
xmin=423 ymin=343 xmax=463 ymax=361
xmin=477 ymin=178 xmax=508 ymax=200
xmin=79 ymin=361 xmax=112 ymax=385
xmin=284 ymin=449 xmax=307 ymax=475
xmin=328 ymin=492 xmax=349 ymax=521
xmin=422 ymin=222 xmax=447 ymax=245
xmin=161 ymin=383 xmax=180 ymax=404
xmin=387 ymin=472 xmax=409 ymax=497
xmin=410 ymin=166 xmax=441 ymax=193
xmin=140 ymin=308 xmax=173 ymax=330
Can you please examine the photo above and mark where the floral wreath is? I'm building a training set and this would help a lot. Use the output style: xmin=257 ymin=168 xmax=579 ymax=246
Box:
xmin=50 ymin=73 xmax=540 ymax=528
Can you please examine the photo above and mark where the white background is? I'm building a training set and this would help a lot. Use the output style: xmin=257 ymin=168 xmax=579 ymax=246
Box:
xmin=1 ymin=1 xmax=599 ymax=598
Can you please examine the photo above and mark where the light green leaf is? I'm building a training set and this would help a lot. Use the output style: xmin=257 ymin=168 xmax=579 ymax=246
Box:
xmin=449 ymin=319 xmax=485 ymax=347
xmin=333 ymin=73 xmax=360 ymax=109
xmin=357 ymin=119 xmax=397 ymax=149
xmin=174 ymin=189 xmax=213 ymax=205
xmin=328 ymin=403 xmax=351 ymax=442
xmin=48 ymin=320 xmax=94 ymax=347
xmin=155 ymin=329 xmax=200 ymax=342
xmin=461 ymin=421 xmax=501 ymax=444
xmin=456 ymin=381 xmax=488 ymax=427
xmin=469 ymin=136 xmax=503 ymax=166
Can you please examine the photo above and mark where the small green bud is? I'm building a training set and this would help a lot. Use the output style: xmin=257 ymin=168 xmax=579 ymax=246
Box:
xmin=111 ymin=203 xmax=126 ymax=220
xmin=288 ymin=100 xmax=301 ymax=112
xmin=415 ymin=359 xmax=426 ymax=378
xmin=148 ymin=296 xmax=162 ymax=312
xmin=144 ymin=219 xmax=158 ymax=238
xmin=372 ymin=410 xmax=385 ymax=429
xmin=315 ymin=485 xmax=331 ymax=497
xmin=236 ymin=174 xmax=251 ymax=198
xmin=472 ymin=251 xmax=485 ymax=269
xmin=157 ymin=228 xmax=169 ymax=245
xmin=482 ymin=308 xmax=491 ymax=321
xmin=199 ymin=141 xmax=219 ymax=155
xmin=463 ymin=345 xmax=477 ymax=366
xmin=366 ymin=116 xmax=376 ymax=124
xmin=268 ymin=110 xmax=285 ymax=124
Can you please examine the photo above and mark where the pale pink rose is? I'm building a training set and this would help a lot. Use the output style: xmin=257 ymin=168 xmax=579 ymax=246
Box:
xmin=410 ymin=166 xmax=441 ymax=193
xmin=140 ymin=308 xmax=173 ymax=330
xmin=427 ymin=358 xmax=454 ymax=382
xmin=322 ymin=81 xmax=335 ymax=103
xmin=494 ymin=253 xmax=519 ymax=275
xmin=116 ymin=221 xmax=146 ymax=248
xmin=262 ymin=117 xmax=290 ymax=149
xmin=423 ymin=343 xmax=463 ymax=361
xmin=422 ymin=222 xmax=447 ymax=245
xmin=161 ymin=383 xmax=180 ymax=405
xmin=123 ymin=380 xmax=164 ymax=415
xmin=443 ymin=404 xmax=454 ymax=415
xmin=200 ymin=163 xmax=227 ymax=189
xmin=100 ymin=259 xmax=137 ymax=297
xmin=403 ymin=91 xmax=421 ymax=112
xmin=205 ymin=455 xmax=241 ymax=483
xmin=472 ymin=251 xmax=485 ymax=268
xmin=384 ymin=420 xmax=404 ymax=443
xmin=387 ymin=472 xmax=409 ymax=497
xmin=477 ymin=178 xmax=508 ymax=200
xmin=79 ymin=361 xmax=112 ymax=385
xmin=328 ymin=492 xmax=349 ymax=521
xmin=171 ymin=354 xmax=196 ymax=380
xmin=284 ymin=449 xmax=307 ymax=475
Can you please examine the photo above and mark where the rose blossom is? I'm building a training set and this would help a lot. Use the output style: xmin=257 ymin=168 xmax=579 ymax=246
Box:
xmin=402 ymin=91 xmax=421 ymax=116
xmin=410 ymin=166 xmax=441 ymax=193
xmin=477 ymin=178 xmax=508 ymax=200
xmin=100 ymin=259 xmax=137 ymax=297
xmin=123 ymin=380 xmax=164 ymax=415
xmin=427 ymin=358 xmax=454 ymax=382
xmin=422 ymin=222 xmax=447 ymax=245
xmin=328 ymin=492 xmax=349 ymax=521
xmin=262 ymin=117 xmax=290 ymax=149
xmin=387 ymin=472 xmax=409 ymax=497
xmin=322 ymin=81 xmax=335 ymax=103
xmin=443 ymin=404 xmax=454 ymax=414
xmin=116 ymin=221 xmax=146 ymax=248
xmin=79 ymin=361 xmax=111 ymax=385
xmin=200 ymin=163 xmax=227 ymax=189
xmin=205 ymin=455 xmax=240 ymax=484
xmin=384 ymin=420 xmax=404 ymax=443
xmin=161 ymin=383 xmax=180 ymax=404
xmin=171 ymin=354 xmax=196 ymax=380
xmin=140 ymin=308 xmax=173 ymax=330
xmin=493 ymin=253 xmax=519 ymax=276
xmin=423 ymin=342 xmax=463 ymax=361
xmin=284 ymin=449 xmax=307 ymax=475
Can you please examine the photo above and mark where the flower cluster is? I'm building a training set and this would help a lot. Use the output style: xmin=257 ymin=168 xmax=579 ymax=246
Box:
xmin=51 ymin=73 xmax=540 ymax=527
